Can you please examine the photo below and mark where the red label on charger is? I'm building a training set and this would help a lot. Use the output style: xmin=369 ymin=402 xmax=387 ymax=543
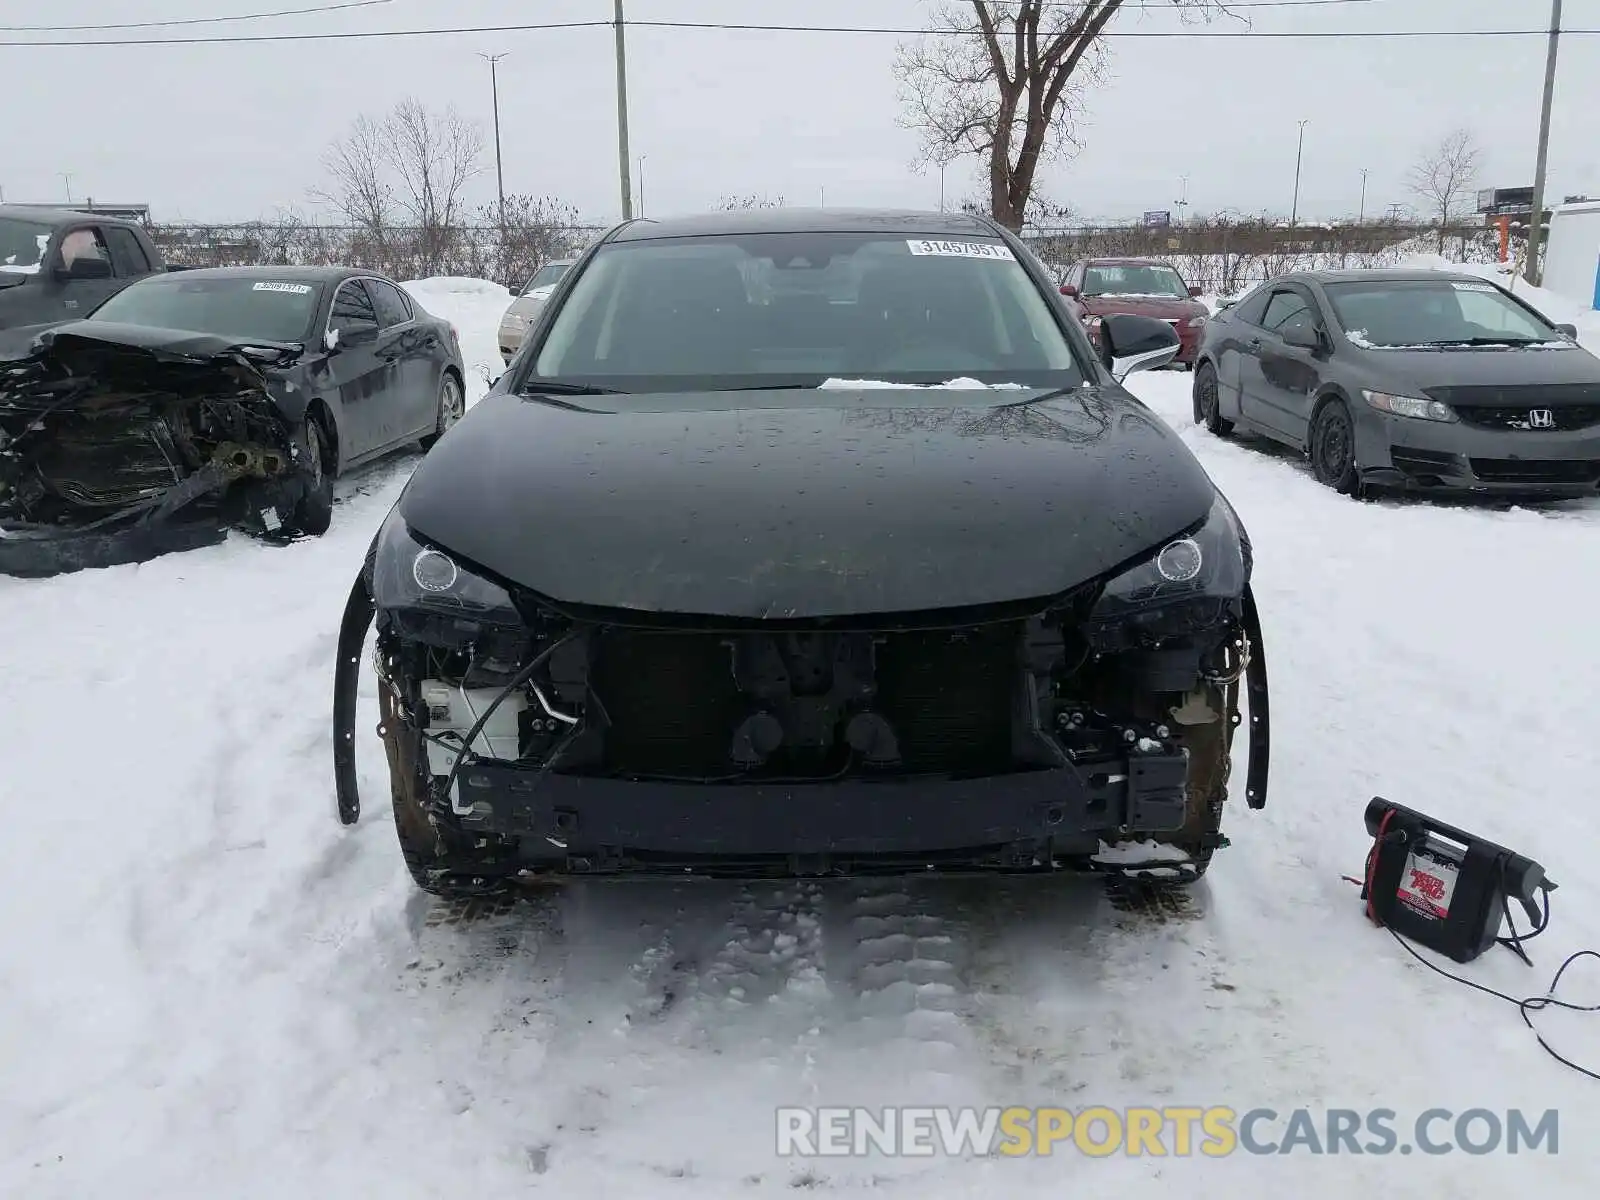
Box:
xmin=1397 ymin=848 xmax=1458 ymax=919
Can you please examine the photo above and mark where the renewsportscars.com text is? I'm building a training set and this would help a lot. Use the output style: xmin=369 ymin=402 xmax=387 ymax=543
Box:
xmin=775 ymin=1106 xmax=1560 ymax=1158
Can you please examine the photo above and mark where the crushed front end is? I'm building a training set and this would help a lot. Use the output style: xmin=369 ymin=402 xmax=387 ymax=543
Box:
xmin=343 ymin=499 xmax=1268 ymax=895
xmin=0 ymin=330 xmax=312 ymax=577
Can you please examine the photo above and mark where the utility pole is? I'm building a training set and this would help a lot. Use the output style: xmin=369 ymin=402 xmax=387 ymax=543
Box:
xmin=479 ymin=52 xmax=508 ymax=230
xmin=613 ymin=0 xmax=633 ymax=220
xmin=1358 ymin=169 xmax=1369 ymax=223
xmin=1289 ymin=120 xmax=1308 ymax=229
xmin=1524 ymin=0 xmax=1562 ymax=286
xmin=939 ymin=160 xmax=947 ymax=212
xmin=61 ymin=173 xmax=74 ymax=204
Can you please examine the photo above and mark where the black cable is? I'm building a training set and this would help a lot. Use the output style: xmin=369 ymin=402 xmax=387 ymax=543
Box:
xmin=1 ymin=0 xmax=396 ymax=33
xmin=5 ymin=21 xmax=1596 ymax=49
xmin=433 ymin=630 xmax=583 ymax=811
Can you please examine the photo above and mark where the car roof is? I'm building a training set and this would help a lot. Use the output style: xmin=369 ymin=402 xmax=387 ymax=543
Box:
xmin=0 ymin=203 xmax=141 ymax=227
xmin=138 ymin=265 xmax=376 ymax=284
xmin=609 ymin=206 xmax=1002 ymax=242
xmin=1281 ymin=268 xmax=1496 ymax=286
xmin=1084 ymin=257 xmax=1178 ymax=267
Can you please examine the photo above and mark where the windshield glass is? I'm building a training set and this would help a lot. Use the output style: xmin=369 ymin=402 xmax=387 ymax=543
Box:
xmin=88 ymin=275 xmax=324 ymax=342
xmin=1082 ymin=263 xmax=1189 ymax=298
xmin=0 ymin=218 xmax=52 ymax=275
xmin=524 ymin=261 xmax=571 ymax=293
xmin=1324 ymin=278 xmax=1561 ymax=347
xmin=530 ymin=232 xmax=1083 ymax=391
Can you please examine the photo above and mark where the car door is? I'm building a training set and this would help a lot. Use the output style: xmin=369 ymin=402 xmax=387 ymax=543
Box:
xmin=44 ymin=225 xmax=122 ymax=324
xmin=365 ymin=276 xmax=438 ymax=438
xmin=322 ymin=279 xmax=394 ymax=459
xmin=1239 ymin=284 xmax=1327 ymax=438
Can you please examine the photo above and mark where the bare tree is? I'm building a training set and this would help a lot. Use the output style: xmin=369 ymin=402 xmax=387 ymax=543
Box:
xmin=894 ymin=2 xmax=1235 ymax=230
xmin=312 ymin=112 xmax=394 ymax=239
xmin=1406 ymin=129 xmax=1483 ymax=253
xmin=384 ymin=98 xmax=485 ymax=275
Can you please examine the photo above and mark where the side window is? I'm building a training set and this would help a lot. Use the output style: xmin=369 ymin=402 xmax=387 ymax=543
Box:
xmin=104 ymin=227 xmax=153 ymax=276
xmin=1261 ymin=289 xmax=1312 ymax=333
xmin=1229 ymin=285 xmax=1271 ymax=326
xmin=367 ymin=278 xmax=413 ymax=327
xmin=329 ymin=280 xmax=379 ymax=341
xmin=57 ymin=226 xmax=111 ymax=270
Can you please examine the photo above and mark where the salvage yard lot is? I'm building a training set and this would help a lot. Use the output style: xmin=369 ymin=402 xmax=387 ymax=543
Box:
xmin=1 ymin=272 xmax=1596 ymax=1198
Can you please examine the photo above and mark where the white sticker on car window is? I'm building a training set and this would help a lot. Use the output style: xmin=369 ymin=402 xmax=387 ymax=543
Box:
xmin=1451 ymin=281 xmax=1499 ymax=293
xmin=253 ymin=281 xmax=314 ymax=295
xmin=905 ymin=239 xmax=1016 ymax=261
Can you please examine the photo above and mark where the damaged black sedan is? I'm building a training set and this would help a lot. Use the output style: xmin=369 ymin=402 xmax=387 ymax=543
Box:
xmin=334 ymin=208 xmax=1270 ymax=896
xmin=1 ymin=266 xmax=466 ymax=577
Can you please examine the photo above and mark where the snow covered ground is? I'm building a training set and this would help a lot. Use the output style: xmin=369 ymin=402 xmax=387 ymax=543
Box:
xmin=3 ymin=272 xmax=1598 ymax=1197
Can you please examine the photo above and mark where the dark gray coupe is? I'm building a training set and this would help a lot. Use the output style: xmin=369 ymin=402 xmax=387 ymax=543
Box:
xmin=1192 ymin=268 xmax=1599 ymax=498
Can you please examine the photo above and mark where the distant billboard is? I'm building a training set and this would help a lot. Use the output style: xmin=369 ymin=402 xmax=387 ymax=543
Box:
xmin=1142 ymin=210 xmax=1172 ymax=227
xmin=1477 ymin=187 xmax=1535 ymax=214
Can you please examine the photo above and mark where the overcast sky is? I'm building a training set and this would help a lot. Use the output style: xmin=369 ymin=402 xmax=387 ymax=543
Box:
xmin=2 ymin=0 xmax=1593 ymax=227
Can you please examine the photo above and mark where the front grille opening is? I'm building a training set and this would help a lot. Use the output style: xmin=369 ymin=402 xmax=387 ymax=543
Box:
xmin=1469 ymin=458 xmax=1600 ymax=485
xmin=588 ymin=624 xmax=1021 ymax=779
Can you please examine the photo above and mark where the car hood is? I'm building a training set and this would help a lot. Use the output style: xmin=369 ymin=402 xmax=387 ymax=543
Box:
xmin=1355 ymin=340 xmax=1600 ymax=394
xmin=398 ymin=385 xmax=1219 ymax=619
xmin=6 ymin=321 xmax=295 ymax=394
xmin=1081 ymin=294 xmax=1204 ymax=320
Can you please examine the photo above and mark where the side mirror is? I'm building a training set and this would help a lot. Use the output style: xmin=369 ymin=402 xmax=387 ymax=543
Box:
xmin=1101 ymin=313 xmax=1181 ymax=381
xmin=55 ymin=257 xmax=113 ymax=281
xmin=1282 ymin=321 xmax=1323 ymax=351
xmin=1059 ymin=284 xmax=1079 ymax=298
xmin=1188 ymin=285 xmax=1204 ymax=298
xmin=1556 ymin=322 xmax=1578 ymax=339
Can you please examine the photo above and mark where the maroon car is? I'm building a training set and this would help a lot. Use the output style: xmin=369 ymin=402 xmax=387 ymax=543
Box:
xmin=1059 ymin=258 xmax=1209 ymax=369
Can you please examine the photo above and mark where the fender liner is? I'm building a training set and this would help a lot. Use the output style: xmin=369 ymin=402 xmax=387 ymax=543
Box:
xmin=1241 ymin=580 xmax=1270 ymax=809
xmin=333 ymin=568 xmax=375 ymax=825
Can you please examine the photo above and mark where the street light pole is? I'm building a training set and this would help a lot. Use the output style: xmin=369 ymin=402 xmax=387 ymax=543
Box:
xmin=613 ymin=0 xmax=633 ymax=220
xmin=1358 ymin=169 xmax=1369 ymax=223
xmin=1289 ymin=120 xmax=1308 ymax=229
xmin=61 ymin=173 xmax=74 ymax=204
xmin=479 ymin=52 xmax=508 ymax=230
xmin=637 ymin=156 xmax=646 ymax=216
xmin=1525 ymin=0 xmax=1562 ymax=286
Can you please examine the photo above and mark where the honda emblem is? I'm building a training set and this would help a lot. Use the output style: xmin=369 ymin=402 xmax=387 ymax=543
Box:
xmin=1528 ymin=408 xmax=1556 ymax=429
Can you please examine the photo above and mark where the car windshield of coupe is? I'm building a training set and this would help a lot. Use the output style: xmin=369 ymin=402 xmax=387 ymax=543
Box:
xmin=1323 ymin=279 xmax=1564 ymax=348
xmin=87 ymin=276 xmax=324 ymax=343
xmin=0 ymin=218 xmax=52 ymax=275
xmin=529 ymin=232 xmax=1084 ymax=392
xmin=1082 ymin=263 xmax=1189 ymax=298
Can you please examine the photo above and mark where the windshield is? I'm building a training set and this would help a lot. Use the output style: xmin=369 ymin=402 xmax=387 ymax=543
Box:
xmin=530 ymin=232 xmax=1083 ymax=391
xmin=1082 ymin=263 xmax=1189 ymax=298
xmin=1324 ymin=279 xmax=1561 ymax=347
xmin=88 ymin=275 xmax=324 ymax=342
xmin=524 ymin=261 xmax=571 ymax=293
xmin=0 ymin=217 xmax=52 ymax=275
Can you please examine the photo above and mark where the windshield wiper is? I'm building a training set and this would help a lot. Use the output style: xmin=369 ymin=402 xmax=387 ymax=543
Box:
xmin=1424 ymin=336 xmax=1544 ymax=347
xmin=517 ymin=377 xmax=627 ymax=396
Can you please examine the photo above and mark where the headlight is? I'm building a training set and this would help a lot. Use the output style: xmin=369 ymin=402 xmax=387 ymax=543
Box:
xmin=1186 ymin=315 xmax=1208 ymax=328
xmin=1363 ymin=389 xmax=1455 ymax=422
xmin=1087 ymin=497 xmax=1248 ymax=627
xmin=370 ymin=510 xmax=522 ymax=625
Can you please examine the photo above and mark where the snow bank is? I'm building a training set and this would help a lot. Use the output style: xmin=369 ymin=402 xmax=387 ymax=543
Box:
xmin=401 ymin=277 xmax=511 ymax=402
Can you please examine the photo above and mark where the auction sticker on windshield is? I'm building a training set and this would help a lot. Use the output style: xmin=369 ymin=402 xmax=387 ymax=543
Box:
xmin=906 ymin=239 xmax=1016 ymax=261
xmin=253 ymin=282 xmax=314 ymax=295
xmin=1450 ymin=281 xmax=1499 ymax=293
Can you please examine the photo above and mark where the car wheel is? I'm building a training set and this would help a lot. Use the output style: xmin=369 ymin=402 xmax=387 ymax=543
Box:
xmin=1193 ymin=362 xmax=1233 ymax=436
xmin=289 ymin=415 xmax=334 ymax=536
xmin=1309 ymin=397 xmax=1361 ymax=495
xmin=420 ymin=371 xmax=464 ymax=451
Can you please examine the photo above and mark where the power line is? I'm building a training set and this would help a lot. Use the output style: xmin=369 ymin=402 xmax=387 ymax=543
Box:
xmin=0 ymin=0 xmax=397 ymax=33
xmin=4 ymin=20 xmax=1598 ymax=49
